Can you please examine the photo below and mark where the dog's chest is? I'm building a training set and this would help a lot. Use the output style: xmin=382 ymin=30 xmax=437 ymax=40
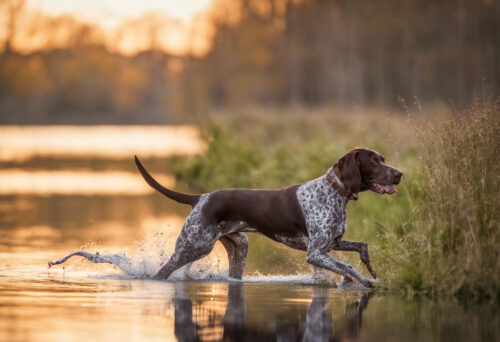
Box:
xmin=296 ymin=176 xmax=348 ymax=239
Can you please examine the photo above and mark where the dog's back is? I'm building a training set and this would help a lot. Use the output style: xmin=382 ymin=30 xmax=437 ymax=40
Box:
xmin=200 ymin=187 xmax=308 ymax=238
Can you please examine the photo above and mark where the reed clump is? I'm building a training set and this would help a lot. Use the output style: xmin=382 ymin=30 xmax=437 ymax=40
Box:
xmin=380 ymin=97 xmax=500 ymax=301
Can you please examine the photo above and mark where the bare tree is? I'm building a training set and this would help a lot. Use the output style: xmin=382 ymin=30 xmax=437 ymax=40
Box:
xmin=1 ymin=0 xmax=25 ymax=52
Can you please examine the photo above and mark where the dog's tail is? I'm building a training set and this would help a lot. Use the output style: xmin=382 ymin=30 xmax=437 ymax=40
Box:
xmin=135 ymin=155 xmax=200 ymax=206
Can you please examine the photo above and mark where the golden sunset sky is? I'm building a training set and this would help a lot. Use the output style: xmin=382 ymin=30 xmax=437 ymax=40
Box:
xmin=4 ymin=0 xmax=217 ymax=55
xmin=26 ymin=0 xmax=212 ymax=28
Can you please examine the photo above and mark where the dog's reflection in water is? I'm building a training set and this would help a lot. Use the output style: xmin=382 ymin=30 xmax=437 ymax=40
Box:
xmin=171 ymin=284 xmax=371 ymax=342
xmin=172 ymin=285 xmax=198 ymax=342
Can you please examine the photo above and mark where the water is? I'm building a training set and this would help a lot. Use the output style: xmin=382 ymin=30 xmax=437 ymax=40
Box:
xmin=0 ymin=126 xmax=498 ymax=342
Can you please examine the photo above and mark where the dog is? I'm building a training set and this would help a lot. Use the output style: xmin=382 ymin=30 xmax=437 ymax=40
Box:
xmin=135 ymin=148 xmax=402 ymax=287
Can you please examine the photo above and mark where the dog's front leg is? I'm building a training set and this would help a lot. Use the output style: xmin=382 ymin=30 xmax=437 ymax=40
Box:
xmin=333 ymin=240 xmax=377 ymax=279
xmin=306 ymin=238 xmax=375 ymax=288
xmin=307 ymin=251 xmax=374 ymax=288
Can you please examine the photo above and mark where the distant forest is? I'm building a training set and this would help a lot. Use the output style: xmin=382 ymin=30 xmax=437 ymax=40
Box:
xmin=0 ymin=0 xmax=498 ymax=124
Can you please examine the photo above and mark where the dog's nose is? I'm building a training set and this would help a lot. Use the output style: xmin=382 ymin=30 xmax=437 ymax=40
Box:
xmin=392 ymin=170 xmax=403 ymax=184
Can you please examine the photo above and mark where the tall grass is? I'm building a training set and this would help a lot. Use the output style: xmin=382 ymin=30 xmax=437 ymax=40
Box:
xmin=173 ymin=123 xmax=349 ymax=191
xmin=173 ymin=107 xmax=415 ymax=192
xmin=379 ymin=97 xmax=500 ymax=301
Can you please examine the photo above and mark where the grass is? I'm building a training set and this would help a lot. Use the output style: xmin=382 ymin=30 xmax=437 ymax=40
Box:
xmin=378 ymin=96 xmax=500 ymax=302
xmin=169 ymin=102 xmax=499 ymax=302
xmin=175 ymin=106 xmax=417 ymax=192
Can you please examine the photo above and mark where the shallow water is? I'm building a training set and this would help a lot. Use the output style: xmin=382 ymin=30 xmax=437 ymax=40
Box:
xmin=0 ymin=126 xmax=498 ymax=341
xmin=1 ymin=252 xmax=499 ymax=342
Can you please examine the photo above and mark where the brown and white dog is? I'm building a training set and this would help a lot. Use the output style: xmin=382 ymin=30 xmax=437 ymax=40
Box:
xmin=135 ymin=148 xmax=402 ymax=287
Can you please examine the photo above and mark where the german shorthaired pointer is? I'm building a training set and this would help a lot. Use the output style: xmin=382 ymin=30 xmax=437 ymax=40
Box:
xmin=135 ymin=148 xmax=402 ymax=287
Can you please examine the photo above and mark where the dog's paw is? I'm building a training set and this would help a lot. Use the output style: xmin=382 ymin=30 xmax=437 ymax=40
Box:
xmin=338 ymin=275 xmax=369 ymax=290
xmin=338 ymin=275 xmax=353 ymax=287
xmin=364 ymin=278 xmax=378 ymax=288
xmin=340 ymin=276 xmax=377 ymax=289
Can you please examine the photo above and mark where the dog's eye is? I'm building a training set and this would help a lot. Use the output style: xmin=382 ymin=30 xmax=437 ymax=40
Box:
xmin=371 ymin=160 xmax=378 ymax=166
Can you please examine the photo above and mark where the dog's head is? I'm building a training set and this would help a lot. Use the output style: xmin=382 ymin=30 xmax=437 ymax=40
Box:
xmin=335 ymin=148 xmax=403 ymax=195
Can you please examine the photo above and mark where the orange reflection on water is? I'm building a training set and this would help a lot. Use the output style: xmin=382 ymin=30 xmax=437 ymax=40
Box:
xmin=1 ymin=215 xmax=182 ymax=253
xmin=1 ymin=213 xmax=229 ymax=280
xmin=0 ymin=169 xmax=175 ymax=195
xmin=0 ymin=125 xmax=204 ymax=161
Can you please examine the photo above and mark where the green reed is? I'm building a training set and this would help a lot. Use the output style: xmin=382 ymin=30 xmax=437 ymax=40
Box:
xmin=378 ymin=97 xmax=500 ymax=302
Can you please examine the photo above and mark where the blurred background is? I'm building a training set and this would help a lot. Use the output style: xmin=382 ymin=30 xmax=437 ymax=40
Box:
xmin=0 ymin=0 xmax=497 ymax=124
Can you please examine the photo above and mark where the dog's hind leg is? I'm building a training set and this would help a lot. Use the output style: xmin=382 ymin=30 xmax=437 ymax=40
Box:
xmin=154 ymin=224 xmax=218 ymax=280
xmin=219 ymin=233 xmax=248 ymax=280
xmin=154 ymin=241 xmax=216 ymax=280
xmin=154 ymin=194 xmax=220 ymax=280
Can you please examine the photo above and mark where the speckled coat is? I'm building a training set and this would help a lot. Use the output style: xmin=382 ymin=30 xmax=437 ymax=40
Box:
xmin=152 ymin=171 xmax=375 ymax=287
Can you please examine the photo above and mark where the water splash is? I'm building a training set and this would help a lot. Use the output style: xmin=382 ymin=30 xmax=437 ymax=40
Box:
xmin=47 ymin=248 xmax=234 ymax=280
xmin=47 ymin=233 xmax=363 ymax=287
xmin=48 ymin=250 xmax=159 ymax=278
xmin=47 ymin=232 xmax=231 ymax=280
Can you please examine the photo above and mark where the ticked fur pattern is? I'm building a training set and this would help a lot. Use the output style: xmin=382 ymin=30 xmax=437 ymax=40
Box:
xmin=296 ymin=175 xmax=375 ymax=288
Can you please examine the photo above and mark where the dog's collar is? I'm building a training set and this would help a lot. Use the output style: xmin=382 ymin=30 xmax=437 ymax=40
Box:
xmin=325 ymin=166 xmax=358 ymax=200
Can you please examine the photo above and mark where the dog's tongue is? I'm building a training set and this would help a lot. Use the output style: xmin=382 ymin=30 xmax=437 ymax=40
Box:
xmin=383 ymin=185 xmax=397 ymax=194
xmin=373 ymin=183 xmax=397 ymax=194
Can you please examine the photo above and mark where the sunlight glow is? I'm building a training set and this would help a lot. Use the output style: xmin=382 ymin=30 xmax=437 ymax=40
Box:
xmin=0 ymin=170 xmax=175 ymax=195
xmin=8 ymin=0 xmax=215 ymax=55
xmin=0 ymin=126 xmax=204 ymax=161
xmin=26 ymin=0 xmax=212 ymax=27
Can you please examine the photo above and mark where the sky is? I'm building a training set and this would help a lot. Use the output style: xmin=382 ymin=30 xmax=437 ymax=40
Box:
xmin=9 ymin=0 xmax=216 ymax=55
xmin=26 ymin=0 xmax=213 ymax=28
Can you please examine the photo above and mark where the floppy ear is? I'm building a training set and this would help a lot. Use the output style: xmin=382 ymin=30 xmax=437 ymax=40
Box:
xmin=337 ymin=151 xmax=361 ymax=194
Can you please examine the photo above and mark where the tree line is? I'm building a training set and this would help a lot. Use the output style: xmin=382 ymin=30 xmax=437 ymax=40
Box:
xmin=0 ymin=0 xmax=497 ymax=124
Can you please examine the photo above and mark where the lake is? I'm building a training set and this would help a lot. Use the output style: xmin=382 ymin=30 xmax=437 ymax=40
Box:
xmin=0 ymin=126 xmax=498 ymax=342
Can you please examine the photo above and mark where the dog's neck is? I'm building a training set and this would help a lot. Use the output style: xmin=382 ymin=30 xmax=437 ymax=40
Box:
xmin=298 ymin=175 xmax=349 ymax=213
xmin=325 ymin=167 xmax=358 ymax=200
xmin=318 ymin=175 xmax=350 ymax=209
